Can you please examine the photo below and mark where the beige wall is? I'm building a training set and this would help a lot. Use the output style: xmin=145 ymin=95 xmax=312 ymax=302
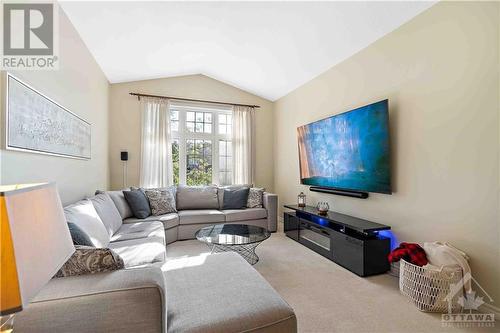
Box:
xmin=109 ymin=75 xmax=274 ymax=191
xmin=274 ymin=1 xmax=500 ymax=304
xmin=0 ymin=9 xmax=109 ymax=205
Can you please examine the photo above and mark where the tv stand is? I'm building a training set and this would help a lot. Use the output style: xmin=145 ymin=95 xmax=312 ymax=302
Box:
xmin=283 ymin=205 xmax=391 ymax=276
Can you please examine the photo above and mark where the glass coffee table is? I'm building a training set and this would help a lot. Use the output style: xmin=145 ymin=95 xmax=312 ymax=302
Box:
xmin=195 ymin=224 xmax=271 ymax=265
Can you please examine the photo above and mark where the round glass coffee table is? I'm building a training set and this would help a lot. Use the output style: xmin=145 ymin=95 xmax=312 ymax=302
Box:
xmin=195 ymin=224 xmax=270 ymax=265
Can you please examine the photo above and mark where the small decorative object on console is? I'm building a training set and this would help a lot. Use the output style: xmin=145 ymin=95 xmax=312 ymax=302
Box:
xmin=297 ymin=192 xmax=306 ymax=207
xmin=316 ymin=202 xmax=329 ymax=215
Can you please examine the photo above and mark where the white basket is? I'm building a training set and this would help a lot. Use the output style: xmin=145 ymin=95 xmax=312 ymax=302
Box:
xmin=399 ymin=259 xmax=464 ymax=313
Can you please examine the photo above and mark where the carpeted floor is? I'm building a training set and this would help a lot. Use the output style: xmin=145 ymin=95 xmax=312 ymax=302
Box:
xmin=166 ymin=229 xmax=499 ymax=333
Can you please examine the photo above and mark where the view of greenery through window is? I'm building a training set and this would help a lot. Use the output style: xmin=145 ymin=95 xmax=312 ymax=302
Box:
xmin=170 ymin=106 xmax=232 ymax=186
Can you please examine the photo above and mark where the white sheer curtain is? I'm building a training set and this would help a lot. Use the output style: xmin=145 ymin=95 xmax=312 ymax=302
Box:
xmin=139 ymin=97 xmax=173 ymax=188
xmin=232 ymin=105 xmax=255 ymax=185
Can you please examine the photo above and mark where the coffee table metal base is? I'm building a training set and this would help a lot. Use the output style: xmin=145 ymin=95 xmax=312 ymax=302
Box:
xmin=205 ymin=242 xmax=262 ymax=265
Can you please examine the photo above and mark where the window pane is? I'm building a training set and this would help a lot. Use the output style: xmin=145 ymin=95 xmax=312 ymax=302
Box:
xmin=218 ymin=124 xmax=226 ymax=135
xmin=172 ymin=140 xmax=179 ymax=185
xmin=219 ymin=140 xmax=226 ymax=153
xmin=195 ymin=123 xmax=203 ymax=132
xmin=204 ymin=113 xmax=212 ymax=123
xmin=186 ymin=139 xmax=212 ymax=185
xmin=196 ymin=112 xmax=204 ymax=122
xmin=227 ymin=114 xmax=232 ymax=124
xmin=218 ymin=140 xmax=232 ymax=185
xmin=186 ymin=111 xmax=195 ymax=121
xmin=170 ymin=110 xmax=179 ymax=121
xmin=171 ymin=121 xmax=179 ymax=132
xmin=204 ymin=124 xmax=212 ymax=133
xmin=187 ymin=122 xmax=195 ymax=132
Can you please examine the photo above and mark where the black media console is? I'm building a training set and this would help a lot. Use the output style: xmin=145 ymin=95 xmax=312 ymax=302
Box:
xmin=283 ymin=205 xmax=391 ymax=276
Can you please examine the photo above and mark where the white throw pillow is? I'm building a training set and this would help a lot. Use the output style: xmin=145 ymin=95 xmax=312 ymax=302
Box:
xmin=64 ymin=200 xmax=110 ymax=248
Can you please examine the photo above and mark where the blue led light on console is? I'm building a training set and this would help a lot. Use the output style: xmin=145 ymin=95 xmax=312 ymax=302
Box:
xmin=310 ymin=215 xmax=329 ymax=226
xmin=376 ymin=230 xmax=398 ymax=250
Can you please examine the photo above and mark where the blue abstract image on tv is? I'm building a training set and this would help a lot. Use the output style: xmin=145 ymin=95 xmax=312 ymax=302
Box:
xmin=297 ymin=100 xmax=391 ymax=194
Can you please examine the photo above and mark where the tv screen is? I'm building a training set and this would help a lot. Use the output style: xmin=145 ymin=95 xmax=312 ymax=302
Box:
xmin=297 ymin=100 xmax=391 ymax=194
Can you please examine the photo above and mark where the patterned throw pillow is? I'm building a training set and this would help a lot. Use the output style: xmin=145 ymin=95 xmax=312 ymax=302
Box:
xmin=54 ymin=246 xmax=124 ymax=278
xmin=145 ymin=188 xmax=177 ymax=216
xmin=247 ymin=187 xmax=265 ymax=208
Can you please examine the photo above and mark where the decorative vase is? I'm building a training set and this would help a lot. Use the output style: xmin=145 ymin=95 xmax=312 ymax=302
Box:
xmin=316 ymin=202 xmax=329 ymax=215
xmin=297 ymin=192 xmax=306 ymax=207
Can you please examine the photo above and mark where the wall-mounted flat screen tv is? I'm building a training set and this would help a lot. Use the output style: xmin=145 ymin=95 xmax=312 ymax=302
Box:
xmin=297 ymin=99 xmax=391 ymax=194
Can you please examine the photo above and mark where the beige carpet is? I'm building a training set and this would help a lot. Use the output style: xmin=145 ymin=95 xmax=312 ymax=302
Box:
xmin=166 ymin=230 xmax=499 ymax=333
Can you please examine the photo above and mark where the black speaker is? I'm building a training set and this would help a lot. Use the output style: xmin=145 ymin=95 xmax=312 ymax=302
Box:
xmin=120 ymin=151 xmax=128 ymax=161
xmin=309 ymin=186 xmax=369 ymax=199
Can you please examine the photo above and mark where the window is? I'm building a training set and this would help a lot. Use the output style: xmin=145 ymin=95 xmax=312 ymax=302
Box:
xmin=170 ymin=102 xmax=232 ymax=185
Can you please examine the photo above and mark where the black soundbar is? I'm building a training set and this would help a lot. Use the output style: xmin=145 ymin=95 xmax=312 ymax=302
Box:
xmin=309 ymin=186 xmax=369 ymax=199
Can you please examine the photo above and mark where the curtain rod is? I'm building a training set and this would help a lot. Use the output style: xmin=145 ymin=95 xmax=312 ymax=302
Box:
xmin=129 ymin=92 xmax=260 ymax=108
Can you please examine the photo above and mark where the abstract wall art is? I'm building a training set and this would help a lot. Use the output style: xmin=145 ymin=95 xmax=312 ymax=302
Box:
xmin=6 ymin=74 xmax=91 ymax=159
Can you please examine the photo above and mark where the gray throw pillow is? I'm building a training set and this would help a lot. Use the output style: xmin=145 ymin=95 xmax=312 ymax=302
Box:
xmin=54 ymin=246 xmax=124 ymax=278
xmin=145 ymin=189 xmax=177 ymax=215
xmin=123 ymin=188 xmax=151 ymax=218
xmin=89 ymin=193 xmax=123 ymax=236
xmin=223 ymin=187 xmax=250 ymax=209
xmin=247 ymin=187 xmax=265 ymax=208
xmin=95 ymin=189 xmax=133 ymax=219
xmin=217 ymin=184 xmax=252 ymax=209
xmin=67 ymin=223 xmax=93 ymax=246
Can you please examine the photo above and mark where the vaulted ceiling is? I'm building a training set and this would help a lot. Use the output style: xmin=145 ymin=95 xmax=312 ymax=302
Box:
xmin=60 ymin=1 xmax=435 ymax=101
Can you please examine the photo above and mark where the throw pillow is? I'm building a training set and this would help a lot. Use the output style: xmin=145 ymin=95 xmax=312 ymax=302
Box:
xmin=247 ymin=187 xmax=265 ymax=208
xmin=123 ymin=188 xmax=151 ymax=219
xmin=67 ymin=223 xmax=93 ymax=246
xmin=95 ymin=189 xmax=133 ymax=219
xmin=217 ymin=184 xmax=252 ymax=209
xmin=64 ymin=200 xmax=110 ymax=248
xmin=88 ymin=193 xmax=123 ymax=236
xmin=145 ymin=189 xmax=177 ymax=215
xmin=223 ymin=187 xmax=250 ymax=209
xmin=54 ymin=246 xmax=124 ymax=278
xmin=176 ymin=185 xmax=219 ymax=210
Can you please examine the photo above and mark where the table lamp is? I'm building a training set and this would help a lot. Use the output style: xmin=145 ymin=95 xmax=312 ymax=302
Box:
xmin=0 ymin=183 xmax=75 ymax=332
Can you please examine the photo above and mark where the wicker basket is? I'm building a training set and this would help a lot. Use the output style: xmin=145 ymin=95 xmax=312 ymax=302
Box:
xmin=399 ymin=259 xmax=464 ymax=313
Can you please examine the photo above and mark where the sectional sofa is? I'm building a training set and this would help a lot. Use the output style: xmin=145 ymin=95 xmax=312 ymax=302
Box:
xmin=15 ymin=185 xmax=295 ymax=333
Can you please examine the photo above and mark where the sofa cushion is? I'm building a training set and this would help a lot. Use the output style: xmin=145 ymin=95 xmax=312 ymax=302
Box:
xmin=222 ymin=187 xmax=250 ymax=209
xmin=123 ymin=188 xmax=151 ymax=219
xmin=222 ymin=208 xmax=267 ymax=222
xmin=110 ymin=221 xmax=165 ymax=242
xmin=64 ymin=200 xmax=110 ymax=248
xmin=96 ymin=189 xmax=133 ymax=219
xmin=178 ymin=210 xmax=225 ymax=225
xmin=108 ymin=236 xmax=165 ymax=268
xmin=176 ymin=185 xmax=218 ymax=210
xmin=89 ymin=193 xmax=123 ymax=236
xmin=165 ymin=252 xmax=296 ymax=333
xmin=123 ymin=213 xmax=179 ymax=230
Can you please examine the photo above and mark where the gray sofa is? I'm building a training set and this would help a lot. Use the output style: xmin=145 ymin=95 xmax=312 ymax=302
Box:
xmin=15 ymin=185 xmax=295 ymax=333
xmin=113 ymin=185 xmax=278 ymax=244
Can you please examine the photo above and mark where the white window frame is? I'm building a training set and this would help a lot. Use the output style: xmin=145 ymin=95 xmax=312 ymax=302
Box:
xmin=170 ymin=101 xmax=232 ymax=185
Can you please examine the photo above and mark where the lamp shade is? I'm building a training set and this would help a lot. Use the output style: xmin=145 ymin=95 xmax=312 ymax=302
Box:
xmin=0 ymin=183 xmax=74 ymax=315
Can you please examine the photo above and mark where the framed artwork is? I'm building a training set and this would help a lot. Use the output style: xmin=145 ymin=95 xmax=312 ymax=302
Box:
xmin=5 ymin=73 xmax=91 ymax=160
